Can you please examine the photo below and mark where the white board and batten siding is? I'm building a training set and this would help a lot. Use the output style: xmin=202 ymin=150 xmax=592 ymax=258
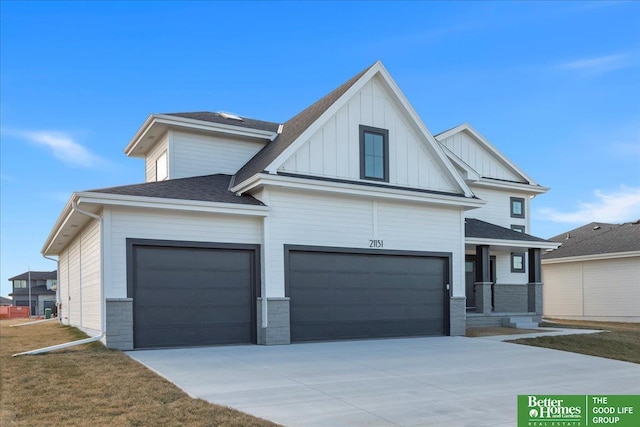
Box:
xmin=258 ymin=187 xmax=465 ymax=298
xmin=543 ymin=257 xmax=640 ymax=322
xmin=172 ymin=131 xmax=265 ymax=179
xmin=57 ymin=220 xmax=102 ymax=334
xmin=439 ymin=131 xmax=522 ymax=182
xmin=106 ymin=207 xmax=262 ymax=298
xmin=279 ymin=76 xmax=460 ymax=194
xmin=467 ymin=187 xmax=529 ymax=231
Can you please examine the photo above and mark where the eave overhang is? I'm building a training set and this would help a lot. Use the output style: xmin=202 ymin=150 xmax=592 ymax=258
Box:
xmin=471 ymin=178 xmax=549 ymax=195
xmin=42 ymin=192 xmax=270 ymax=256
xmin=541 ymin=250 xmax=640 ymax=264
xmin=124 ymin=114 xmax=278 ymax=157
xmin=233 ymin=173 xmax=485 ymax=210
xmin=465 ymin=237 xmax=560 ymax=250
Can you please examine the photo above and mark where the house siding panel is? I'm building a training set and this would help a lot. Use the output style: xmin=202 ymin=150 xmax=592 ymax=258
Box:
xmin=439 ymin=131 xmax=522 ymax=182
xmin=467 ymin=187 xmax=528 ymax=230
xmin=543 ymin=263 xmax=585 ymax=317
xmin=260 ymin=188 xmax=464 ymax=298
xmin=583 ymin=258 xmax=640 ymax=320
xmin=107 ymin=208 xmax=262 ymax=298
xmin=172 ymin=131 xmax=265 ymax=179
xmin=280 ymin=77 xmax=459 ymax=194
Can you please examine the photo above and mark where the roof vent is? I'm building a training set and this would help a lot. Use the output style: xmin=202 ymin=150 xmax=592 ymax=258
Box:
xmin=566 ymin=232 xmax=571 ymax=239
xmin=593 ymin=225 xmax=601 ymax=230
xmin=218 ymin=112 xmax=243 ymax=121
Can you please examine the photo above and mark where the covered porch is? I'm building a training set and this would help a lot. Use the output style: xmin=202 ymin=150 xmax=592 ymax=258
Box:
xmin=464 ymin=219 xmax=560 ymax=328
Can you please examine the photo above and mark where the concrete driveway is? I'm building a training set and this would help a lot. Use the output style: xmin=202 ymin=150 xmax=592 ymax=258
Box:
xmin=128 ymin=334 xmax=640 ymax=427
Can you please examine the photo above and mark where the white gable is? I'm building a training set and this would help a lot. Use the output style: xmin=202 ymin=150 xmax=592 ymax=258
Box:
xmin=279 ymin=75 xmax=461 ymax=194
xmin=436 ymin=124 xmax=537 ymax=185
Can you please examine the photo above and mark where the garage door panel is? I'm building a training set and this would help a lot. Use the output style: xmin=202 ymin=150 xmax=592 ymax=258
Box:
xmin=132 ymin=245 xmax=255 ymax=349
xmin=289 ymin=250 xmax=447 ymax=342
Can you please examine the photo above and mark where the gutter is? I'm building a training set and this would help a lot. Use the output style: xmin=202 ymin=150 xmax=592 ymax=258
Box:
xmin=14 ymin=201 xmax=106 ymax=356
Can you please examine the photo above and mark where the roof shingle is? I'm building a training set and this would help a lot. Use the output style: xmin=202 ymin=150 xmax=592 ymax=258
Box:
xmin=87 ymin=174 xmax=264 ymax=206
xmin=465 ymin=218 xmax=549 ymax=243
xmin=232 ymin=62 xmax=375 ymax=187
xmin=165 ymin=112 xmax=280 ymax=133
xmin=542 ymin=221 xmax=640 ymax=259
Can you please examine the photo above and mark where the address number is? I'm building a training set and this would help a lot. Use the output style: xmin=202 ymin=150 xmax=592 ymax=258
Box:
xmin=369 ymin=239 xmax=384 ymax=248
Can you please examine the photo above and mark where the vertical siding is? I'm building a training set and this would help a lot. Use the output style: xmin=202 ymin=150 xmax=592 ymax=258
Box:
xmin=172 ymin=131 xmax=265 ymax=178
xmin=544 ymin=258 xmax=640 ymax=320
xmin=107 ymin=207 xmax=262 ymax=298
xmin=58 ymin=220 xmax=102 ymax=332
xmin=279 ymin=76 xmax=459 ymax=194
xmin=261 ymin=188 xmax=465 ymax=298
xmin=144 ymin=133 xmax=168 ymax=182
xmin=583 ymin=258 xmax=640 ymax=318
xmin=439 ymin=131 xmax=522 ymax=182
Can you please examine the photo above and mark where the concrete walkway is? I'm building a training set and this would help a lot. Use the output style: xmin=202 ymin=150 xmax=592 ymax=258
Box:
xmin=128 ymin=333 xmax=640 ymax=427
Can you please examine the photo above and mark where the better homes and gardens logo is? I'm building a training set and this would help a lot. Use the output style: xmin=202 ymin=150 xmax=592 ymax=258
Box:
xmin=518 ymin=395 xmax=639 ymax=427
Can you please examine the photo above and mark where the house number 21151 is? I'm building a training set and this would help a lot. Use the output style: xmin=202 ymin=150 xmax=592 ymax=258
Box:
xmin=369 ymin=239 xmax=384 ymax=248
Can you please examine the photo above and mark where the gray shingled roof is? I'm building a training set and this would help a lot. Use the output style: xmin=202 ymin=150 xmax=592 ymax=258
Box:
xmin=165 ymin=112 xmax=280 ymax=133
xmin=543 ymin=220 xmax=640 ymax=259
xmin=232 ymin=63 xmax=375 ymax=187
xmin=8 ymin=271 xmax=57 ymax=281
xmin=87 ymin=174 xmax=264 ymax=206
xmin=465 ymin=218 xmax=549 ymax=242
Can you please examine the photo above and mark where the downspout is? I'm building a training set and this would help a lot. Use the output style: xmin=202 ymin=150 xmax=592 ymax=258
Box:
xmin=13 ymin=200 xmax=105 ymax=356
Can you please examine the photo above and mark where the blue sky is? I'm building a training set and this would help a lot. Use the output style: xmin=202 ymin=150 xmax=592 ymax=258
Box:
xmin=1 ymin=1 xmax=639 ymax=297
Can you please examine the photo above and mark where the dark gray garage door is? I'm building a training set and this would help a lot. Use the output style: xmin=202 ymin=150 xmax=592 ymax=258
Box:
xmin=130 ymin=243 xmax=257 ymax=349
xmin=287 ymin=248 xmax=448 ymax=342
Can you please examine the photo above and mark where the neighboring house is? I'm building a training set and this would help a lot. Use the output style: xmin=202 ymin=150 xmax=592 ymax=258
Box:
xmin=8 ymin=271 xmax=57 ymax=316
xmin=42 ymin=61 xmax=557 ymax=350
xmin=542 ymin=221 xmax=640 ymax=322
xmin=0 ymin=296 xmax=12 ymax=305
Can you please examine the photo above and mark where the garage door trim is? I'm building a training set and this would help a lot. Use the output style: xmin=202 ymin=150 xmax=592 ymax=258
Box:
xmin=284 ymin=245 xmax=451 ymax=337
xmin=126 ymin=238 xmax=261 ymax=347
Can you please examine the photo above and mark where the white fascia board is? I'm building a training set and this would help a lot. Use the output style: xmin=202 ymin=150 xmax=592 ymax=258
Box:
xmin=541 ymin=251 xmax=640 ymax=264
xmin=465 ymin=237 xmax=560 ymax=250
xmin=75 ymin=192 xmax=270 ymax=217
xmin=436 ymin=123 xmax=540 ymax=187
xmin=374 ymin=67 xmax=475 ymax=198
xmin=471 ymin=178 xmax=549 ymax=194
xmin=238 ymin=173 xmax=485 ymax=209
xmin=41 ymin=195 xmax=77 ymax=256
xmin=124 ymin=114 xmax=277 ymax=156
xmin=440 ymin=145 xmax=481 ymax=182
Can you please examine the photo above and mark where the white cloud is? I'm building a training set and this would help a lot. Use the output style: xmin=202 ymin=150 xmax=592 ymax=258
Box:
xmin=557 ymin=53 xmax=634 ymax=75
xmin=6 ymin=129 xmax=104 ymax=168
xmin=539 ymin=186 xmax=640 ymax=224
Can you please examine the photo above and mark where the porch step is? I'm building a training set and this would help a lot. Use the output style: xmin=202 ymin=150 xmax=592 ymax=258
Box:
xmin=503 ymin=316 xmax=539 ymax=329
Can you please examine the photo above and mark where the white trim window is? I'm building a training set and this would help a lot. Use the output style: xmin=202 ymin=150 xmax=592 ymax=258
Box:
xmin=156 ymin=151 xmax=168 ymax=181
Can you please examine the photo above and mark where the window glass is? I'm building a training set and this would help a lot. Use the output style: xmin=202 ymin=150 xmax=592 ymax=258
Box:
xmin=511 ymin=253 xmax=525 ymax=272
xmin=156 ymin=151 xmax=168 ymax=181
xmin=510 ymin=197 xmax=525 ymax=218
xmin=511 ymin=225 xmax=525 ymax=233
xmin=364 ymin=132 xmax=385 ymax=179
xmin=14 ymin=280 xmax=27 ymax=288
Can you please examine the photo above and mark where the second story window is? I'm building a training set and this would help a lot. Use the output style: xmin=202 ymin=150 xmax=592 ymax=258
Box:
xmin=511 ymin=225 xmax=525 ymax=233
xmin=510 ymin=197 xmax=525 ymax=218
xmin=13 ymin=280 xmax=27 ymax=289
xmin=360 ymin=125 xmax=389 ymax=182
xmin=156 ymin=151 xmax=168 ymax=181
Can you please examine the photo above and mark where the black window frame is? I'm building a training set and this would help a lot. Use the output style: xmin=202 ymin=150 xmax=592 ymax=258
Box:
xmin=510 ymin=197 xmax=525 ymax=218
xmin=359 ymin=125 xmax=389 ymax=182
xmin=511 ymin=252 xmax=526 ymax=273
xmin=511 ymin=225 xmax=525 ymax=233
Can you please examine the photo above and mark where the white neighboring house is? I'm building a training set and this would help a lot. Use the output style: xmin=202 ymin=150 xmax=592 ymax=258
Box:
xmin=42 ymin=61 xmax=558 ymax=350
xmin=542 ymin=221 xmax=640 ymax=322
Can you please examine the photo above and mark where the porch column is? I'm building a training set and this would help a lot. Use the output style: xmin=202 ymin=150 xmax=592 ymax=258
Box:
xmin=527 ymin=248 xmax=542 ymax=314
xmin=474 ymin=245 xmax=492 ymax=314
